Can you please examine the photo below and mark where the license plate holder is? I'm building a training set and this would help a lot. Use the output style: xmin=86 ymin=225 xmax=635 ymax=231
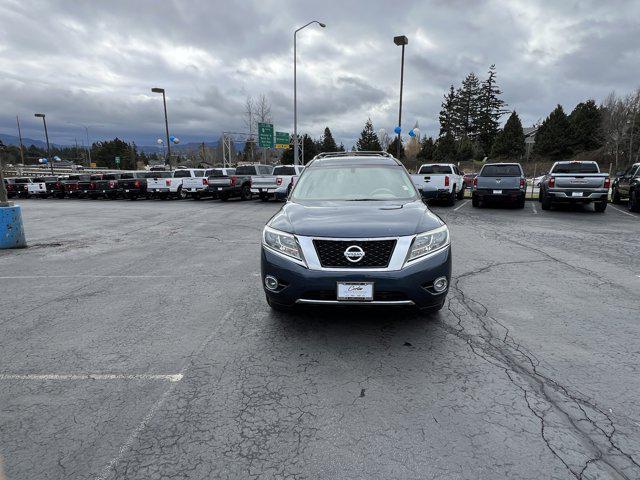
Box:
xmin=493 ymin=189 xmax=502 ymax=194
xmin=572 ymin=191 xmax=583 ymax=197
xmin=337 ymin=282 xmax=374 ymax=301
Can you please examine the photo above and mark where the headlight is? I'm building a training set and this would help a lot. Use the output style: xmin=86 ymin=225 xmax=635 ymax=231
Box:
xmin=262 ymin=226 xmax=304 ymax=262
xmin=406 ymin=225 xmax=449 ymax=262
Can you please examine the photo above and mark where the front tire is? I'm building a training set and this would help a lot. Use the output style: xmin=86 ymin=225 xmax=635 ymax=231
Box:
xmin=612 ymin=188 xmax=622 ymax=204
xmin=457 ymin=185 xmax=465 ymax=200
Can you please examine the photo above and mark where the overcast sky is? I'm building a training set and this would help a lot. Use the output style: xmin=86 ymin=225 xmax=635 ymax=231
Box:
xmin=1 ymin=0 xmax=639 ymax=148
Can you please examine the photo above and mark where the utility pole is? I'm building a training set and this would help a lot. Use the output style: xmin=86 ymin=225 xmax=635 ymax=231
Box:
xmin=394 ymin=35 xmax=409 ymax=159
xmin=16 ymin=116 xmax=25 ymax=165
xmin=34 ymin=113 xmax=54 ymax=175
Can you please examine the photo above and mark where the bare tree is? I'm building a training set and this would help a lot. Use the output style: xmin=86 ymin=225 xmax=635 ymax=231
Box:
xmin=255 ymin=93 xmax=272 ymax=125
xmin=601 ymin=92 xmax=629 ymax=172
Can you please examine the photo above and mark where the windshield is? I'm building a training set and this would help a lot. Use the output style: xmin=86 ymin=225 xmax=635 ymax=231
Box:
xmin=291 ymin=165 xmax=418 ymax=201
xmin=418 ymin=165 xmax=452 ymax=174
xmin=480 ymin=165 xmax=522 ymax=177
xmin=551 ymin=162 xmax=599 ymax=174
xmin=273 ymin=166 xmax=297 ymax=176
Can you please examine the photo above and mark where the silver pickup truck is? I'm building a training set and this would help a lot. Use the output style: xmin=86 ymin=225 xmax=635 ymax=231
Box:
xmin=250 ymin=165 xmax=304 ymax=201
xmin=472 ymin=162 xmax=526 ymax=208
xmin=539 ymin=161 xmax=610 ymax=212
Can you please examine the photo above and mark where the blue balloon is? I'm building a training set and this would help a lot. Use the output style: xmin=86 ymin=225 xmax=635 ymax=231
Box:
xmin=169 ymin=135 xmax=176 ymax=142
xmin=408 ymin=129 xmax=415 ymax=137
xmin=394 ymin=126 xmax=401 ymax=134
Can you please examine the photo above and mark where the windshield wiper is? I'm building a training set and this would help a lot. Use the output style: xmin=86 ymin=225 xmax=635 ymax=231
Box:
xmin=348 ymin=198 xmax=385 ymax=201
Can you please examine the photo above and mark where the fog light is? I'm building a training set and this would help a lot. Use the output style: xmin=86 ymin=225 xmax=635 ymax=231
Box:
xmin=433 ymin=277 xmax=448 ymax=293
xmin=264 ymin=275 xmax=279 ymax=291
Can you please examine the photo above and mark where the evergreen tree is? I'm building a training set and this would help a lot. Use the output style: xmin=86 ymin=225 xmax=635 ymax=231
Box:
xmin=477 ymin=64 xmax=508 ymax=153
xmin=534 ymin=105 xmax=573 ymax=158
xmin=338 ymin=142 xmax=345 ymax=152
xmin=387 ymin=136 xmax=405 ymax=159
xmin=569 ymin=100 xmax=602 ymax=151
xmin=302 ymin=134 xmax=318 ymax=162
xmin=356 ymin=118 xmax=382 ymax=151
xmin=280 ymin=135 xmax=297 ymax=164
xmin=434 ymin=133 xmax=456 ymax=162
xmin=416 ymin=137 xmax=436 ymax=162
xmin=320 ymin=127 xmax=338 ymax=152
xmin=456 ymin=136 xmax=475 ymax=162
xmin=439 ymin=85 xmax=457 ymax=137
xmin=91 ymin=138 xmax=137 ymax=168
xmin=490 ymin=111 xmax=525 ymax=159
xmin=452 ymin=73 xmax=481 ymax=139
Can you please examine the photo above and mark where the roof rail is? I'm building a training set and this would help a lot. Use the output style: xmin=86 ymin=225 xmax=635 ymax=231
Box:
xmin=312 ymin=151 xmax=395 ymax=160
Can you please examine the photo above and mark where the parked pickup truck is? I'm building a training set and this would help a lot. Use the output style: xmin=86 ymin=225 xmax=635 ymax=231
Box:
xmin=612 ymin=162 xmax=640 ymax=212
xmin=81 ymin=174 xmax=103 ymax=197
xmin=539 ymin=161 xmax=609 ymax=212
xmin=147 ymin=169 xmax=204 ymax=199
xmin=11 ymin=177 xmax=32 ymax=198
xmin=182 ymin=168 xmax=235 ymax=199
xmin=208 ymin=164 xmax=271 ymax=201
xmin=411 ymin=163 xmax=465 ymax=206
xmin=119 ymin=171 xmax=153 ymax=200
xmin=472 ymin=162 xmax=526 ymax=208
xmin=251 ymin=165 xmax=305 ymax=201
xmin=27 ymin=177 xmax=50 ymax=197
xmin=63 ymin=174 xmax=90 ymax=198
xmin=34 ymin=176 xmax=66 ymax=198
xmin=3 ymin=178 xmax=16 ymax=198
xmin=91 ymin=173 xmax=124 ymax=199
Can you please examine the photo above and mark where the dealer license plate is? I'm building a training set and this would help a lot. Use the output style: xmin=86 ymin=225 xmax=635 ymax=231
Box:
xmin=493 ymin=189 xmax=502 ymax=194
xmin=572 ymin=192 xmax=583 ymax=197
xmin=337 ymin=282 xmax=374 ymax=301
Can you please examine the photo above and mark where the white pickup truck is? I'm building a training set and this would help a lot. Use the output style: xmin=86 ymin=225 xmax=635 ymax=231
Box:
xmin=27 ymin=178 xmax=48 ymax=197
xmin=182 ymin=168 xmax=236 ymax=199
xmin=411 ymin=163 xmax=465 ymax=206
xmin=147 ymin=169 xmax=205 ymax=199
xmin=250 ymin=165 xmax=305 ymax=201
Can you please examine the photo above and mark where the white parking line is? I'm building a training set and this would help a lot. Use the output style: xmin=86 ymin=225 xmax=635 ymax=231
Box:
xmin=454 ymin=200 xmax=469 ymax=211
xmin=0 ymin=373 xmax=183 ymax=382
xmin=531 ymin=202 xmax=538 ymax=215
xmin=609 ymin=205 xmax=638 ymax=218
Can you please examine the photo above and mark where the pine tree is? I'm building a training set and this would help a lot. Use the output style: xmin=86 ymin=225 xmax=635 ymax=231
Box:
xmin=320 ymin=127 xmax=338 ymax=153
xmin=338 ymin=142 xmax=345 ymax=152
xmin=491 ymin=111 xmax=525 ymax=159
xmin=569 ymin=100 xmax=602 ymax=152
xmin=456 ymin=136 xmax=475 ymax=162
xmin=302 ymin=134 xmax=318 ymax=162
xmin=356 ymin=118 xmax=382 ymax=151
xmin=416 ymin=137 xmax=435 ymax=161
xmin=439 ymin=86 xmax=456 ymax=137
xmin=477 ymin=64 xmax=508 ymax=153
xmin=434 ymin=133 xmax=456 ymax=162
xmin=534 ymin=105 xmax=573 ymax=158
xmin=387 ymin=137 xmax=405 ymax=159
xmin=452 ymin=73 xmax=481 ymax=139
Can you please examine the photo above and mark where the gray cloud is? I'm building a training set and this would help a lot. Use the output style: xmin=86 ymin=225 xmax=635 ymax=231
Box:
xmin=1 ymin=0 xmax=639 ymax=147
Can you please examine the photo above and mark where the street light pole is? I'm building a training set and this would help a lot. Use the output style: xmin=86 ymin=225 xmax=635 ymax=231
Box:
xmin=293 ymin=20 xmax=325 ymax=166
xmin=152 ymin=88 xmax=172 ymax=171
xmin=34 ymin=113 xmax=54 ymax=175
xmin=394 ymin=35 xmax=408 ymax=160
xmin=0 ymin=140 xmax=9 ymax=206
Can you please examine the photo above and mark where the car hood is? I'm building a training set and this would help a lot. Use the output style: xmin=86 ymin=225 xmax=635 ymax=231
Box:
xmin=268 ymin=200 xmax=444 ymax=238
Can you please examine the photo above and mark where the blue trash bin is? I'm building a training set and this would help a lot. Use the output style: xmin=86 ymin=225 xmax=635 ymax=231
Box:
xmin=0 ymin=204 xmax=27 ymax=249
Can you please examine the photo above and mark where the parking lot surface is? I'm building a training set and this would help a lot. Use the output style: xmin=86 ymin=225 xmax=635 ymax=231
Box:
xmin=1 ymin=198 xmax=639 ymax=479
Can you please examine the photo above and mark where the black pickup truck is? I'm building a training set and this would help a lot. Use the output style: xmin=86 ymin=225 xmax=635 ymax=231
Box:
xmin=119 ymin=171 xmax=153 ymax=200
xmin=91 ymin=173 xmax=124 ymax=199
xmin=64 ymin=174 xmax=91 ymax=198
xmin=82 ymin=174 xmax=103 ymax=197
xmin=612 ymin=162 xmax=640 ymax=212
xmin=11 ymin=177 xmax=31 ymax=198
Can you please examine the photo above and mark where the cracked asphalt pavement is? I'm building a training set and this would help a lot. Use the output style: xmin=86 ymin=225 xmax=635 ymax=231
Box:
xmin=1 ymin=198 xmax=639 ymax=479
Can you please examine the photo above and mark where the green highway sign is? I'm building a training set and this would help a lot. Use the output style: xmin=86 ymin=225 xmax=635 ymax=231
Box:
xmin=115 ymin=156 xmax=121 ymax=165
xmin=258 ymin=122 xmax=274 ymax=148
xmin=275 ymin=131 xmax=290 ymax=149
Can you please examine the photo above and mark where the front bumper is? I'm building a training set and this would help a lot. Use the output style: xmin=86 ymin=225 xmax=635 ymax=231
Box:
xmin=547 ymin=189 xmax=607 ymax=203
xmin=261 ymin=245 xmax=451 ymax=309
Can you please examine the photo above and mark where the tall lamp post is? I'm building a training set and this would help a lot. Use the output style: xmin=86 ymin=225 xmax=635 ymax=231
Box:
xmin=0 ymin=140 xmax=9 ymax=206
xmin=151 ymin=87 xmax=172 ymax=170
xmin=34 ymin=113 xmax=54 ymax=175
xmin=293 ymin=20 xmax=326 ymax=166
xmin=393 ymin=35 xmax=408 ymax=159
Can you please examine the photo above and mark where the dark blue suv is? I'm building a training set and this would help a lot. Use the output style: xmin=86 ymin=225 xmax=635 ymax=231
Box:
xmin=261 ymin=152 xmax=451 ymax=313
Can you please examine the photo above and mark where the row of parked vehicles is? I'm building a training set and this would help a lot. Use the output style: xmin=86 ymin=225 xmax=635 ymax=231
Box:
xmin=3 ymin=164 xmax=306 ymax=202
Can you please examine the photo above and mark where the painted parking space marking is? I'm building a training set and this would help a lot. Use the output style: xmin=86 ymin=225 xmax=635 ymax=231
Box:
xmin=0 ymin=274 xmax=221 ymax=280
xmin=453 ymin=200 xmax=469 ymax=211
xmin=609 ymin=205 xmax=638 ymax=218
xmin=0 ymin=373 xmax=183 ymax=382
